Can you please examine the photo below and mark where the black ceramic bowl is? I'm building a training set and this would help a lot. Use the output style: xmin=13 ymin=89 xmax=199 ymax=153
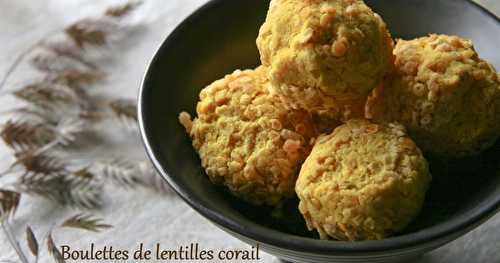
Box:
xmin=139 ymin=1 xmax=500 ymax=262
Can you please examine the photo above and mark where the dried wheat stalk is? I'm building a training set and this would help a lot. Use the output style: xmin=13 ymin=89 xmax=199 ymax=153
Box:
xmin=1 ymin=120 xmax=55 ymax=151
xmin=61 ymin=214 xmax=112 ymax=232
xmin=105 ymin=1 xmax=142 ymax=17
xmin=47 ymin=233 xmax=65 ymax=263
xmin=0 ymin=2 xmax=174 ymax=261
xmin=0 ymin=190 xmax=21 ymax=220
xmin=25 ymin=226 xmax=39 ymax=258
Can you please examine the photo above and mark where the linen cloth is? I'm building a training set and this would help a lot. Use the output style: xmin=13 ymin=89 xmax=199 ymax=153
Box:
xmin=0 ymin=1 xmax=498 ymax=262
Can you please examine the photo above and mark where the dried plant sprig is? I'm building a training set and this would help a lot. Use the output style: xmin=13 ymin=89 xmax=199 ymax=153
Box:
xmin=17 ymin=180 xmax=101 ymax=209
xmin=65 ymin=182 xmax=102 ymax=209
xmin=65 ymin=26 xmax=106 ymax=48
xmin=52 ymin=69 xmax=105 ymax=90
xmin=30 ymin=52 xmax=83 ymax=74
xmin=12 ymin=151 xmax=68 ymax=176
xmin=78 ymin=109 xmax=104 ymax=121
xmin=61 ymin=214 xmax=112 ymax=232
xmin=30 ymin=55 xmax=105 ymax=91
xmin=92 ymin=158 xmax=170 ymax=193
xmin=93 ymin=159 xmax=141 ymax=188
xmin=1 ymin=105 xmax=82 ymax=126
xmin=26 ymin=226 xmax=39 ymax=257
xmin=67 ymin=168 xmax=102 ymax=209
xmin=109 ymin=98 xmax=137 ymax=120
xmin=105 ymin=1 xmax=142 ymax=17
xmin=42 ymin=42 xmax=97 ymax=69
xmin=65 ymin=1 xmax=143 ymax=48
xmin=0 ymin=0 xmax=139 ymax=93
xmin=15 ymin=82 xmax=72 ymax=103
xmin=59 ymin=2 xmax=143 ymax=61
xmin=47 ymin=233 xmax=65 ymax=263
xmin=72 ymin=168 xmax=95 ymax=181
xmin=109 ymin=98 xmax=137 ymax=128
xmin=1 ymin=116 xmax=85 ymax=156
xmin=0 ymin=190 xmax=21 ymax=220
xmin=2 ymin=107 xmax=59 ymax=125
xmin=14 ymin=82 xmax=81 ymax=111
xmin=0 ymin=191 xmax=27 ymax=263
xmin=135 ymin=161 xmax=172 ymax=193
xmin=14 ymin=89 xmax=97 ymax=128
xmin=17 ymin=167 xmax=102 ymax=209
xmin=0 ymin=2 xmax=145 ymax=262
xmin=1 ymin=120 xmax=55 ymax=151
xmin=54 ymin=118 xmax=85 ymax=146
xmin=0 ymin=117 xmax=88 ymax=164
xmin=65 ymin=19 xmax=120 ymax=49
xmin=17 ymin=174 xmax=69 ymax=205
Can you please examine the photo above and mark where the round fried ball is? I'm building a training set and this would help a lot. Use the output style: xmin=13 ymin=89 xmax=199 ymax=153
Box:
xmin=366 ymin=34 xmax=500 ymax=157
xmin=179 ymin=67 xmax=319 ymax=206
xmin=257 ymin=0 xmax=394 ymax=115
xmin=296 ymin=119 xmax=431 ymax=240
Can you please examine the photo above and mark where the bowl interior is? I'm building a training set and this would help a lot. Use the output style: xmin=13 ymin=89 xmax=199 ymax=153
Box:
xmin=140 ymin=0 xmax=500 ymax=252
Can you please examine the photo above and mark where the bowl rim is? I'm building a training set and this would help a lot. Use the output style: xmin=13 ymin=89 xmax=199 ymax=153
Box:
xmin=138 ymin=0 xmax=500 ymax=255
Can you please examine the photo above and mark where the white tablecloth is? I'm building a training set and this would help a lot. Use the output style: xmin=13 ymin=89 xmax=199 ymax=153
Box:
xmin=0 ymin=1 xmax=499 ymax=262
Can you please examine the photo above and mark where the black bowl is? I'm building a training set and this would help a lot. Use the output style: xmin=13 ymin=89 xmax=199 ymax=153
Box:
xmin=138 ymin=0 xmax=500 ymax=262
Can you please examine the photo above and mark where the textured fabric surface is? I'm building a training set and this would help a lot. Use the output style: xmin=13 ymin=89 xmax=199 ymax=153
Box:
xmin=0 ymin=1 xmax=498 ymax=262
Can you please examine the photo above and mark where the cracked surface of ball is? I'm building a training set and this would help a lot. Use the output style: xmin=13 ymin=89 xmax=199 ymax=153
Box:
xmin=366 ymin=34 xmax=500 ymax=157
xmin=257 ymin=0 xmax=394 ymax=115
xmin=296 ymin=119 xmax=431 ymax=240
xmin=179 ymin=67 xmax=321 ymax=206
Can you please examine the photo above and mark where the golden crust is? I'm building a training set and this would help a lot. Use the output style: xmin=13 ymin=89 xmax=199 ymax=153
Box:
xmin=296 ymin=119 xmax=431 ymax=240
xmin=257 ymin=0 xmax=394 ymax=114
xmin=180 ymin=67 xmax=321 ymax=206
xmin=366 ymin=34 xmax=500 ymax=157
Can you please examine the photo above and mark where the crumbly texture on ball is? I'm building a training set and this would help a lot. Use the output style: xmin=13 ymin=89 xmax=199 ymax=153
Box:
xmin=257 ymin=0 xmax=394 ymax=114
xmin=296 ymin=119 xmax=431 ymax=240
xmin=179 ymin=67 xmax=319 ymax=206
xmin=268 ymin=83 xmax=367 ymax=122
xmin=366 ymin=34 xmax=500 ymax=157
